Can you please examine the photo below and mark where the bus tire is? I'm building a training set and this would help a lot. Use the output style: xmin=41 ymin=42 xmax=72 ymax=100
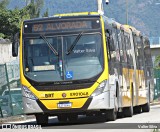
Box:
xmin=142 ymin=84 xmax=151 ymax=113
xmin=35 ymin=114 xmax=48 ymax=126
xmin=133 ymin=106 xmax=141 ymax=114
xmin=123 ymin=106 xmax=133 ymax=117
xmin=68 ymin=114 xmax=78 ymax=122
xmin=123 ymin=83 xmax=133 ymax=117
xmin=105 ymin=109 xmax=117 ymax=121
xmin=142 ymin=102 xmax=150 ymax=112
xmin=57 ymin=114 xmax=67 ymax=122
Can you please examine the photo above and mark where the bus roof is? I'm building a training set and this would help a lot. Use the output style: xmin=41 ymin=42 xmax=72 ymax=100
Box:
xmin=24 ymin=12 xmax=100 ymax=23
xmin=54 ymin=12 xmax=99 ymax=17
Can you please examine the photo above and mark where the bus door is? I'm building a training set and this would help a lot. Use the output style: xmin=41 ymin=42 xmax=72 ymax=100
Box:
xmin=119 ymin=30 xmax=132 ymax=106
xmin=143 ymin=38 xmax=154 ymax=102
xmin=133 ymin=35 xmax=146 ymax=104
xmin=124 ymin=31 xmax=135 ymax=99
xmin=106 ymin=27 xmax=122 ymax=106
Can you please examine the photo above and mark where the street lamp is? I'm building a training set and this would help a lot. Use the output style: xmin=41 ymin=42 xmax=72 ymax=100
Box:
xmin=105 ymin=0 xmax=109 ymax=4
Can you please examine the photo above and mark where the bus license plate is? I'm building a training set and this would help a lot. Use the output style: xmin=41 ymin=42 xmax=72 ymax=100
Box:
xmin=58 ymin=102 xmax=72 ymax=108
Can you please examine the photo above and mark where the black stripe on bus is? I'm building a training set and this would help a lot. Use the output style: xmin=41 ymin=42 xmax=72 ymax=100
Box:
xmin=36 ymin=97 xmax=92 ymax=114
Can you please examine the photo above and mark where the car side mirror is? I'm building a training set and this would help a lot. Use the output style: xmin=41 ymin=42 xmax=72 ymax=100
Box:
xmin=12 ymin=33 xmax=19 ymax=57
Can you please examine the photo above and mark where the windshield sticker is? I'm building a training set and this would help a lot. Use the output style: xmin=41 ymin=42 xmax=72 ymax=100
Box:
xmin=66 ymin=71 xmax=73 ymax=79
xmin=33 ymin=65 xmax=55 ymax=71
xmin=73 ymin=49 xmax=96 ymax=54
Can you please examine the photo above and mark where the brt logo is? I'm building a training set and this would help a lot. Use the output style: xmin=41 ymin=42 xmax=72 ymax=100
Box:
xmin=45 ymin=93 xmax=54 ymax=98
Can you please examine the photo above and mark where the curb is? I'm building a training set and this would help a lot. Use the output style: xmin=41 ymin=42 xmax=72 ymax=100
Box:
xmin=150 ymin=102 xmax=160 ymax=106
xmin=0 ymin=115 xmax=35 ymax=124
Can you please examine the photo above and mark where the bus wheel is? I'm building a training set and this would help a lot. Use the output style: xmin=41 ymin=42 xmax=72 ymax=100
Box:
xmin=133 ymin=106 xmax=141 ymax=114
xmin=142 ymin=102 xmax=150 ymax=112
xmin=105 ymin=109 xmax=117 ymax=121
xmin=123 ymin=106 xmax=133 ymax=117
xmin=68 ymin=114 xmax=78 ymax=122
xmin=35 ymin=114 xmax=48 ymax=126
xmin=57 ymin=114 xmax=67 ymax=122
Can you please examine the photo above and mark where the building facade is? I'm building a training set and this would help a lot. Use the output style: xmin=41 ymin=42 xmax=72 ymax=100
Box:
xmin=0 ymin=38 xmax=18 ymax=64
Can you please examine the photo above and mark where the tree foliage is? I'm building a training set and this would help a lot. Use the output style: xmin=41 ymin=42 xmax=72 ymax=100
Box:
xmin=43 ymin=8 xmax=49 ymax=17
xmin=0 ymin=0 xmax=9 ymax=9
xmin=26 ymin=0 xmax=44 ymax=18
xmin=0 ymin=0 xmax=44 ymax=40
xmin=155 ymin=55 xmax=160 ymax=69
xmin=0 ymin=8 xmax=30 ymax=40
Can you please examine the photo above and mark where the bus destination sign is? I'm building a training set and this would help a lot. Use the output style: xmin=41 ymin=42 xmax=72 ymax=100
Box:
xmin=24 ymin=20 xmax=100 ymax=33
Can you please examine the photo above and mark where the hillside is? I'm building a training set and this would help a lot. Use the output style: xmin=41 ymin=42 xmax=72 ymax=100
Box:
xmin=7 ymin=0 xmax=160 ymax=37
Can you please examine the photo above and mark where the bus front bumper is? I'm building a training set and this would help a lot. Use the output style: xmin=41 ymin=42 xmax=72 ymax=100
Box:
xmin=23 ymin=90 xmax=116 ymax=115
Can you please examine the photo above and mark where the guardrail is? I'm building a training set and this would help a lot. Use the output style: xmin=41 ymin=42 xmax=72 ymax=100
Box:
xmin=0 ymin=62 xmax=20 ymax=90
xmin=154 ymin=69 xmax=160 ymax=100
xmin=0 ymin=62 xmax=22 ymax=118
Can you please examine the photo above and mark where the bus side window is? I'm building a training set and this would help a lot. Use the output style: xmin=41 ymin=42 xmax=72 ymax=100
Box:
xmin=124 ymin=33 xmax=133 ymax=66
xmin=143 ymin=38 xmax=153 ymax=77
xmin=106 ymin=28 xmax=120 ymax=62
xmin=119 ymin=30 xmax=127 ymax=63
xmin=106 ymin=29 xmax=114 ymax=52
xmin=106 ymin=29 xmax=111 ymax=60
xmin=134 ymin=36 xmax=144 ymax=70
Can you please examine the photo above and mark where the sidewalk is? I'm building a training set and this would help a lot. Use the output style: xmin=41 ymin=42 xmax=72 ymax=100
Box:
xmin=150 ymin=100 xmax=160 ymax=106
xmin=0 ymin=115 xmax=35 ymax=124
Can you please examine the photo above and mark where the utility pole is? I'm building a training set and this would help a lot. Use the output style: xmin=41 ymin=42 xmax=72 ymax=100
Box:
xmin=126 ymin=0 xmax=128 ymax=24
xmin=97 ymin=0 xmax=109 ymax=15
xmin=97 ymin=0 xmax=104 ymax=15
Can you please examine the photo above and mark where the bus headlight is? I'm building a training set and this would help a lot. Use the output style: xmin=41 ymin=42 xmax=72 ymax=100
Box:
xmin=91 ymin=80 xmax=107 ymax=97
xmin=22 ymin=86 xmax=37 ymax=100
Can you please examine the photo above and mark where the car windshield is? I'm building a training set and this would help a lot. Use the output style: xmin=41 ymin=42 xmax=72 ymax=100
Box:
xmin=24 ymin=33 xmax=103 ymax=82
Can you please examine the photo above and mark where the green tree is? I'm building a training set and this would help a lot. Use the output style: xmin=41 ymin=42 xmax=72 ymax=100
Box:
xmin=155 ymin=55 xmax=160 ymax=69
xmin=26 ymin=0 xmax=44 ymax=18
xmin=0 ymin=7 xmax=30 ymax=39
xmin=0 ymin=0 xmax=9 ymax=9
xmin=0 ymin=0 xmax=9 ymax=38
xmin=43 ymin=8 xmax=49 ymax=17
xmin=0 ymin=0 xmax=44 ymax=39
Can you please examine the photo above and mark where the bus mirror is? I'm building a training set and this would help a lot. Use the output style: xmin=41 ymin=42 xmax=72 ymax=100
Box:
xmin=12 ymin=33 xmax=19 ymax=57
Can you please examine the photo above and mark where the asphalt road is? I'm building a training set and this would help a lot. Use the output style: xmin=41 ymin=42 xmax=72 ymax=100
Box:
xmin=1 ymin=105 xmax=160 ymax=131
xmin=43 ymin=105 xmax=160 ymax=129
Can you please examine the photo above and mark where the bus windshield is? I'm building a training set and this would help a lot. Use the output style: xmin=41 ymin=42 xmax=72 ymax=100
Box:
xmin=24 ymin=33 xmax=103 ymax=82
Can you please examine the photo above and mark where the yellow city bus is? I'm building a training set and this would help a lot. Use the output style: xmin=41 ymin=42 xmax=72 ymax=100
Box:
xmin=12 ymin=12 xmax=154 ymax=125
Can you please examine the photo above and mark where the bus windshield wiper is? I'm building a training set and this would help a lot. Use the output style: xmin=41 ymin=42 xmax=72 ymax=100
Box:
xmin=40 ymin=34 xmax=58 ymax=56
xmin=66 ymin=31 xmax=83 ymax=55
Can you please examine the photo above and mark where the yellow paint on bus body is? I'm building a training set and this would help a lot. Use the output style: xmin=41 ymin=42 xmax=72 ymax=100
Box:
xmin=20 ymin=12 xmax=110 ymax=110
xmin=20 ymin=11 xmax=150 ymax=112
xmin=40 ymin=98 xmax=88 ymax=110
xmin=54 ymin=12 xmax=99 ymax=17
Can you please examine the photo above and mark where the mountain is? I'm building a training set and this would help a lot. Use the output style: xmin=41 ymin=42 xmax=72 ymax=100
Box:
xmin=7 ymin=0 xmax=160 ymax=37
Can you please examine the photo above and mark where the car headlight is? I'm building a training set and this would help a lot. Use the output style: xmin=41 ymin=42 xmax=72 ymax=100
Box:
xmin=22 ymin=86 xmax=37 ymax=100
xmin=91 ymin=80 xmax=107 ymax=97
